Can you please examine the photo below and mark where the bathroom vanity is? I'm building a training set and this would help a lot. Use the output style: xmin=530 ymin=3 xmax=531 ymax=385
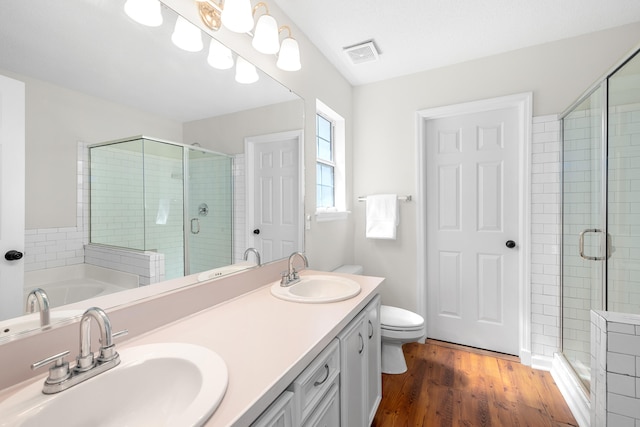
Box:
xmin=0 ymin=268 xmax=383 ymax=427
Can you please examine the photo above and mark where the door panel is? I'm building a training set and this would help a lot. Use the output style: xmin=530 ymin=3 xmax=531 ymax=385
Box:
xmin=426 ymin=107 xmax=519 ymax=355
xmin=0 ymin=75 xmax=25 ymax=321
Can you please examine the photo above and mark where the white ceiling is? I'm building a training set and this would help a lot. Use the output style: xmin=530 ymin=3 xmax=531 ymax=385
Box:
xmin=273 ymin=0 xmax=640 ymax=86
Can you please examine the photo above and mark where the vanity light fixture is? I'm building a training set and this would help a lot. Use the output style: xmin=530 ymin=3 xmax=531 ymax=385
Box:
xmin=276 ymin=26 xmax=301 ymax=71
xmin=124 ymin=0 xmax=163 ymax=27
xmin=235 ymin=56 xmax=259 ymax=84
xmin=251 ymin=3 xmax=279 ymax=55
xmin=172 ymin=16 xmax=204 ymax=52
xmin=220 ymin=0 xmax=254 ymax=33
xmin=195 ymin=0 xmax=302 ymax=71
xmin=207 ymin=38 xmax=234 ymax=70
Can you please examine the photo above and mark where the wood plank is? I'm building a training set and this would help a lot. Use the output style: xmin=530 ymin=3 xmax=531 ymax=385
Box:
xmin=372 ymin=341 xmax=578 ymax=427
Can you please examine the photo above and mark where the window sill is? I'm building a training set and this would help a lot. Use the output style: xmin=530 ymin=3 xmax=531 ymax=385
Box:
xmin=315 ymin=211 xmax=350 ymax=222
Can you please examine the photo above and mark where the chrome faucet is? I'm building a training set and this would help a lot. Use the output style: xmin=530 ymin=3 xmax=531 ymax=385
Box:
xmin=281 ymin=252 xmax=309 ymax=286
xmin=243 ymin=247 xmax=261 ymax=266
xmin=26 ymin=288 xmax=50 ymax=327
xmin=31 ymin=307 xmax=127 ymax=394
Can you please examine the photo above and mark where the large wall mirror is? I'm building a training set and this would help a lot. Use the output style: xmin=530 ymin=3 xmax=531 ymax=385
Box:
xmin=0 ymin=0 xmax=304 ymax=341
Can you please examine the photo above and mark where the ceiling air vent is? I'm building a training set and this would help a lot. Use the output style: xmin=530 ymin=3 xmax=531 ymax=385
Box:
xmin=343 ymin=40 xmax=380 ymax=65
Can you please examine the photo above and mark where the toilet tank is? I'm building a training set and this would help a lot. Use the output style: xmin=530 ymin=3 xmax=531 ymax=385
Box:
xmin=332 ymin=265 xmax=363 ymax=275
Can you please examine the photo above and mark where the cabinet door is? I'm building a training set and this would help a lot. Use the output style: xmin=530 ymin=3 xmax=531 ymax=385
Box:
xmin=338 ymin=311 xmax=367 ymax=426
xmin=251 ymin=391 xmax=295 ymax=427
xmin=366 ymin=296 xmax=382 ymax=424
xmin=302 ymin=382 xmax=340 ymax=427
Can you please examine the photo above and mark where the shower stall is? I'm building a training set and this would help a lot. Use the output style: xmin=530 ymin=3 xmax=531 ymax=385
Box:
xmin=561 ymin=49 xmax=640 ymax=390
xmin=89 ymin=136 xmax=233 ymax=280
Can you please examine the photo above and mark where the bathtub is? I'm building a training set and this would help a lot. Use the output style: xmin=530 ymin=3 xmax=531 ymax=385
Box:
xmin=24 ymin=264 xmax=139 ymax=309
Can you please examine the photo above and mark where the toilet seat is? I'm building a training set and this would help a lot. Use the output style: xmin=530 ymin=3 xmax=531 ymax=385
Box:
xmin=380 ymin=305 xmax=424 ymax=331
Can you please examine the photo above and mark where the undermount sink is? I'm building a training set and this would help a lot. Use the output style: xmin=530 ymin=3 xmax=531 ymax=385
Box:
xmin=0 ymin=343 xmax=228 ymax=427
xmin=270 ymin=274 xmax=361 ymax=303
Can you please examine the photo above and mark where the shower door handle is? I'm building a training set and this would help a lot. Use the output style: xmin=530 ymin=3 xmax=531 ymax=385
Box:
xmin=578 ymin=229 xmax=605 ymax=261
xmin=191 ymin=218 xmax=200 ymax=234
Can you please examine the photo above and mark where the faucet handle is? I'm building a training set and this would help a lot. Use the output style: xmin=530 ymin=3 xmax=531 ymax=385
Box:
xmin=280 ymin=270 xmax=289 ymax=285
xmin=32 ymin=350 xmax=71 ymax=384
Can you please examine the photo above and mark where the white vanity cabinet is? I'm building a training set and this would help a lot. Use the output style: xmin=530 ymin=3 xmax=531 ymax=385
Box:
xmin=250 ymin=295 xmax=381 ymax=427
xmin=251 ymin=391 xmax=295 ymax=427
xmin=338 ymin=295 xmax=382 ymax=426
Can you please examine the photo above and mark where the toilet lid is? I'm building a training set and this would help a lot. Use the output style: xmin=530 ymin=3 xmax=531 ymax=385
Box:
xmin=380 ymin=305 xmax=424 ymax=330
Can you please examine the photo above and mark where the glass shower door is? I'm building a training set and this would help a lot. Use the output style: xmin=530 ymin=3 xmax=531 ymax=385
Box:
xmin=185 ymin=148 xmax=233 ymax=275
xmin=561 ymin=84 xmax=605 ymax=389
xmin=607 ymin=52 xmax=640 ymax=315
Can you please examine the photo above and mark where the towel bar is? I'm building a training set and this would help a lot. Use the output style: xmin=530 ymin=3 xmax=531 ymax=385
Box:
xmin=357 ymin=195 xmax=412 ymax=202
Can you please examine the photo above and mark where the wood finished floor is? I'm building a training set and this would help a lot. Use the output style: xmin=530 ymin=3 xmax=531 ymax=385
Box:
xmin=372 ymin=340 xmax=577 ymax=427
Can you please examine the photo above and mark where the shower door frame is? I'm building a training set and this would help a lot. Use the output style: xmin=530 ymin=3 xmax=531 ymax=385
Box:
xmin=559 ymin=81 xmax=608 ymax=395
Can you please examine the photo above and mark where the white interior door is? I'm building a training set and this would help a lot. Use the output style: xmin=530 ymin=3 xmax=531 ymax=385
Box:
xmin=0 ymin=74 xmax=25 ymax=321
xmin=425 ymin=106 xmax=520 ymax=355
xmin=246 ymin=131 xmax=303 ymax=264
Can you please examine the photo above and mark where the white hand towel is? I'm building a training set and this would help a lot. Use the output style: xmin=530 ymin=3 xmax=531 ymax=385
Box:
xmin=366 ymin=194 xmax=398 ymax=239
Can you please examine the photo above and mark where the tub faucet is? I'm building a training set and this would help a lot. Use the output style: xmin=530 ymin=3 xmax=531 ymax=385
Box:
xmin=281 ymin=252 xmax=309 ymax=286
xmin=26 ymin=288 xmax=50 ymax=327
xmin=243 ymin=247 xmax=261 ymax=266
xmin=30 ymin=307 xmax=127 ymax=394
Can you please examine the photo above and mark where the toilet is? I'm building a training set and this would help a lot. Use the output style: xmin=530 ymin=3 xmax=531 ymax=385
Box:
xmin=332 ymin=265 xmax=426 ymax=374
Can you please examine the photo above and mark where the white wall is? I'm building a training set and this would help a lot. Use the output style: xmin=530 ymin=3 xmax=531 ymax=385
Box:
xmin=351 ymin=23 xmax=640 ymax=323
xmin=0 ymin=69 xmax=184 ymax=230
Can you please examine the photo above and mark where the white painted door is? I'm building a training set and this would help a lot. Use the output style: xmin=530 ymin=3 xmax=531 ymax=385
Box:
xmin=425 ymin=106 xmax=519 ymax=355
xmin=0 ymin=75 xmax=25 ymax=321
xmin=246 ymin=131 xmax=302 ymax=264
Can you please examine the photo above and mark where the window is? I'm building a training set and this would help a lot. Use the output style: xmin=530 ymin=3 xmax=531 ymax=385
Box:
xmin=315 ymin=99 xmax=346 ymax=221
xmin=316 ymin=113 xmax=335 ymax=208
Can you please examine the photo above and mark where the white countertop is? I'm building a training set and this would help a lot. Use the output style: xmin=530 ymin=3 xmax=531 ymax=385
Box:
xmin=103 ymin=271 xmax=382 ymax=427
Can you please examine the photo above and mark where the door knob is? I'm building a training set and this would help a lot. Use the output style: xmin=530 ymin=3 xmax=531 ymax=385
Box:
xmin=505 ymin=240 xmax=516 ymax=249
xmin=5 ymin=250 xmax=23 ymax=261
xmin=253 ymin=229 xmax=260 ymax=235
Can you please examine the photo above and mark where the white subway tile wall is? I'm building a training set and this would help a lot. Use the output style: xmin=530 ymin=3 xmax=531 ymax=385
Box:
xmin=531 ymin=115 xmax=562 ymax=359
xmin=233 ymin=154 xmax=248 ymax=263
xmin=591 ymin=311 xmax=640 ymax=426
xmin=607 ymin=103 xmax=640 ymax=314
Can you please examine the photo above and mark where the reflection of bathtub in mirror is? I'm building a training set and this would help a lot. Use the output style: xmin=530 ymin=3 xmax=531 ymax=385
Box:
xmin=24 ymin=265 xmax=139 ymax=309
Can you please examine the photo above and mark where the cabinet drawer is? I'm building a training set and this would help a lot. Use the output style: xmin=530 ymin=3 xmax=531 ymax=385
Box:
xmin=302 ymin=379 xmax=340 ymax=427
xmin=290 ymin=339 xmax=340 ymax=423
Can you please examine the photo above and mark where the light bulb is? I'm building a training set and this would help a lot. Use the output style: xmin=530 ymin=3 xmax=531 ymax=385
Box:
xmin=124 ymin=0 xmax=163 ymax=27
xmin=235 ymin=57 xmax=259 ymax=84
xmin=221 ymin=0 xmax=254 ymax=33
xmin=171 ymin=16 xmax=203 ymax=52
xmin=277 ymin=37 xmax=301 ymax=71
xmin=207 ymin=39 xmax=234 ymax=70
xmin=252 ymin=14 xmax=279 ymax=54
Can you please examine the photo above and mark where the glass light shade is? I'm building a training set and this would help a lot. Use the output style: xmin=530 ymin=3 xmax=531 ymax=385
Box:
xmin=171 ymin=16 xmax=203 ymax=52
xmin=124 ymin=0 xmax=163 ymax=27
xmin=221 ymin=0 xmax=254 ymax=33
xmin=235 ymin=57 xmax=259 ymax=84
xmin=207 ymin=39 xmax=234 ymax=70
xmin=277 ymin=37 xmax=301 ymax=71
xmin=252 ymin=15 xmax=279 ymax=54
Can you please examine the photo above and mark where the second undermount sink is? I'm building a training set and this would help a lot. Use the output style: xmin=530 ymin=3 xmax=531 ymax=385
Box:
xmin=270 ymin=274 xmax=361 ymax=303
xmin=0 ymin=343 xmax=228 ymax=427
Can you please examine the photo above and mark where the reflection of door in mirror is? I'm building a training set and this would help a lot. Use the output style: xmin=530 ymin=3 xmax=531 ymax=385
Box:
xmin=0 ymin=75 xmax=25 ymax=321
xmin=246 ymin=131 xmax=303 ymax=264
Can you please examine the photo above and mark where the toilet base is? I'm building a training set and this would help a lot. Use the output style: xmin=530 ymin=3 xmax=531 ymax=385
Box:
xmin=381 ymin=341 xmax=408 ymax=374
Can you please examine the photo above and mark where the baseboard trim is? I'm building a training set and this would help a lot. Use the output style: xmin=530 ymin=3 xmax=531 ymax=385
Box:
xmin=531 ymin=354 xmax=552 ymax=371
xmin=550 ymin=353 xmax=591 ymax=427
